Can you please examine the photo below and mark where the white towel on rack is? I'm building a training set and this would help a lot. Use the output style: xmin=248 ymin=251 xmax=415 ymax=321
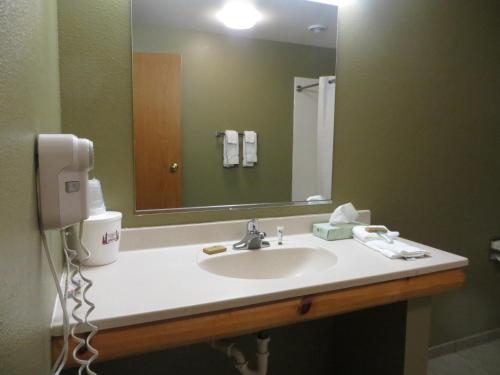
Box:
xmin=224 ymin=130 xmax=239 ymax=167
xmin=243 ymin=131 xmax=257 ymax=167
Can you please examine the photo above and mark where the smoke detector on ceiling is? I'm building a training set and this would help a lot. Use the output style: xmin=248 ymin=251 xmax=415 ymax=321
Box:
xmin=308 ymin=24 xmax=328 ymax=33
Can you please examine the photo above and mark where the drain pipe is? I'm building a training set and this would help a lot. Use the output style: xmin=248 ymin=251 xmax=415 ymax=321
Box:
xmin=210 ymin=332 xmax=270 ymax=375
xmin=211 ymin=340 xmax=247 ymax=366
xmin=254 ymin=332 xmax=270 ymax=375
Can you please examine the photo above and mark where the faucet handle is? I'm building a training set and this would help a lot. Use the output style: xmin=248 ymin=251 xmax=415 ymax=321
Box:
xmin=247 ymin=219 xmax=258 ymax=233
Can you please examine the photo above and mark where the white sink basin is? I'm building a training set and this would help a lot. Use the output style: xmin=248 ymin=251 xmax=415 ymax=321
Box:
xmin=198 ymin=245 xmax=337 ymax=279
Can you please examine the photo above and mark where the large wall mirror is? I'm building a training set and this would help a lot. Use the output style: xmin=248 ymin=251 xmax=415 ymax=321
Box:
xmin=132 ymin=0 xmax=338 ymax=212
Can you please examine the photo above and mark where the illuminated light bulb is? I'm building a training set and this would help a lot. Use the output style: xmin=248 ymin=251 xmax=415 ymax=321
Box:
xmin=216 ymin=1 xmax=263 ymax=30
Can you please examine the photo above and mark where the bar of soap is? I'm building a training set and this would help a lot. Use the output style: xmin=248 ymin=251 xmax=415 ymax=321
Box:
xmin=312 ymin=223 xmax=360 ymax=241
xmin=203 ymin=245 xmax=227 ymax=255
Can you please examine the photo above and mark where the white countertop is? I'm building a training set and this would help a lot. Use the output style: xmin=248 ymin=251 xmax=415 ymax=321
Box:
xmin=51 ymin=232 xmax=467 ymax=335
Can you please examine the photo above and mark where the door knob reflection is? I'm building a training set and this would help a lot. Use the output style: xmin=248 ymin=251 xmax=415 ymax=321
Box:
xmin=169 ymin=162 xmax=179 ymax=173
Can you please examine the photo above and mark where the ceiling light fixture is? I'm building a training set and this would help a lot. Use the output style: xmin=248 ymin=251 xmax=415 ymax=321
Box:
xmin=216 ymin=1 xmax=263 ymax=30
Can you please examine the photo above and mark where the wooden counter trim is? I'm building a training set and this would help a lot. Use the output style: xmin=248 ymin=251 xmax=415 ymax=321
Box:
xmin=53 ymin=269 xmax=465 ymax=367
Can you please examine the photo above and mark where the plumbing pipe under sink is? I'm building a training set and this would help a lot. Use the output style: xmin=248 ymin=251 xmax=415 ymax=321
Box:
xmin=211 ymin=333 xmax=270 ymax=375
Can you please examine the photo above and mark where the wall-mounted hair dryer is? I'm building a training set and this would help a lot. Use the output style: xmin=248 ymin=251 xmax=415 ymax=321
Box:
xmin=37 ymin=134 xmax=99 ymax=375
xmin=37 ymin=134 xmax=94 ymax=229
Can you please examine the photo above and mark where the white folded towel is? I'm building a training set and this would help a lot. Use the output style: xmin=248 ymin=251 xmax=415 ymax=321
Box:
xmin=244 ymin=130 xmax=256 ymax=143
xmin=355 ymin=239 xmax=430 ymax=259
xmin=243 ymin=131 xmax=257 ymax=167
xmin=223 ymin=130 xmax=239 ymax=167
xmin=353 ymin=225 xmax=430 ymax=259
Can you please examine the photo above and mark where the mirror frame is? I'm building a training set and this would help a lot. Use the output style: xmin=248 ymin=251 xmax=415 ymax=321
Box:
xmin=135 ymin=199 xmax=334 ymax=215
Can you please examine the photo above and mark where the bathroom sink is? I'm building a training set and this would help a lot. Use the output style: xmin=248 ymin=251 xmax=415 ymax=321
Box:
xmin=198 ymin=245 xmax=337 ymax=279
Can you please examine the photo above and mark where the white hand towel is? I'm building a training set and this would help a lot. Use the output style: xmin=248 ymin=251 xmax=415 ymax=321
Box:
xmin=355 ymin=238 xmax=430 ymax=259
xmin=225 ymin=130 xmax=238 ymax=144
xmin=353 ymin=225 xmax=430 ymax=259
xmin=224 ymin=130 xmax=239 ymax=167
xmin=243 ymin=131 xmax=257 ymax=167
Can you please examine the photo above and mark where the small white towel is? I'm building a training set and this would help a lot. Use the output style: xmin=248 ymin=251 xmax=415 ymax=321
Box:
xmin=224 ymin=130 xmax=239 ymax=167
xmin=353 ymin=225 xmax=430 ymax=259
xmin=243 ymin=131 xmax=257 ymax=167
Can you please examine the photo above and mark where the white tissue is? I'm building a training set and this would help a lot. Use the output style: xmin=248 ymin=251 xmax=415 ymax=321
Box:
xmin=329 ymin=202 xmax=359 ymax=224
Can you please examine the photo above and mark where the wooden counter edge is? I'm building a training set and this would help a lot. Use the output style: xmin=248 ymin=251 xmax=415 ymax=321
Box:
xmin=52 ymin=268 xmax=465 ymax=367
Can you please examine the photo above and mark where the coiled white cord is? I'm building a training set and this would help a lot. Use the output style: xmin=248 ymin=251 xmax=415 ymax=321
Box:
xmin=61 ymin=232 xmax=89 ymax=372
xmin=77 ymin=224 xmax=100 ymax=374
xmin=61 ymin=225 xmax=99 ymax=375
xmin=41 ymin=225 xmax=99 ymax=375
xmin=41 ymin=231 xmax=70 ymax=375
xmin=77 ymin=222 xmax=99 ymax=374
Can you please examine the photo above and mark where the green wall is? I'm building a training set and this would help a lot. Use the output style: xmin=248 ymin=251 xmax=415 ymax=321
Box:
xmin=133 ymin=27 xmax=336 ymax=207
xmin=57 ymin=0 xmax=500 ymax=348
xmin=334 ymin=0 xmax=500 ymax=345
xmin=0 ymin=0 xmax=62 ymax=374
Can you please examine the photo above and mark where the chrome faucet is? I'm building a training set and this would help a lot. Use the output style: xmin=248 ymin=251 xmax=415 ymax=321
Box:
xmin=233 ymin=219 xmax=270 ymax=250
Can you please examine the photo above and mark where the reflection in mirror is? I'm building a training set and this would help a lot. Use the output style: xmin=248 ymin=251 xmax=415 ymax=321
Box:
xmin=132 ymin=0 xmax=338 ymax=211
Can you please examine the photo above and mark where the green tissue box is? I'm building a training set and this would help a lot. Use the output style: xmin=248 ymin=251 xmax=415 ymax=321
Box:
xmin=312 ymin=223 xmax=359 ymax=241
